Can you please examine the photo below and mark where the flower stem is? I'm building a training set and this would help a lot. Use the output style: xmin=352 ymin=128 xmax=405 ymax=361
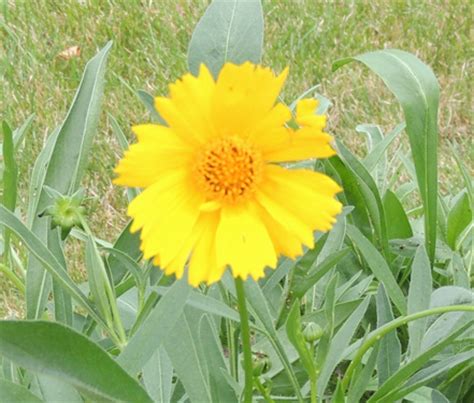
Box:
xmin=341 ymin=304 xmax=474 ymax=392
xmin=235 ymin=277 xmax=253 ymax=403
xmin=0 ymin=263 xmax=25 ymax=295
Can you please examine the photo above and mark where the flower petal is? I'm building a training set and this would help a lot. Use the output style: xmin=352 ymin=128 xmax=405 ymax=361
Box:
xmin=188 ymin=211 xmax=225 ymax=286
xmin=113 ymin=124 xmax=192 ymax=187
xmin=212 ymin=62 xmax=288 ymax=136
xmin=261 ymin=165 xmax=342 ymax=233
xmin=215 ymin=203 xmax=277 ymax=280
xmin=155 ymin=64 xmax=216 ymax=144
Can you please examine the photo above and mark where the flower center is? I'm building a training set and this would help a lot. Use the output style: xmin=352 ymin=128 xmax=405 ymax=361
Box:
xmin=194 ymin=136 xmax=263 ymax=203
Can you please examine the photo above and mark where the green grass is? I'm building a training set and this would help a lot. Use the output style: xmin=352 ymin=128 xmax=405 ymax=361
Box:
xmin=0 ymin=0 xmax=472 ymax=317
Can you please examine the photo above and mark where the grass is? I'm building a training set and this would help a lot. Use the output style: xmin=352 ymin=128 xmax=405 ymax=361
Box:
xmin=0 ymin=0 xmax=472 ymax=318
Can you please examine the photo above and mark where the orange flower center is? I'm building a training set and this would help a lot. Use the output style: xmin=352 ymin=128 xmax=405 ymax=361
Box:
xmin=194 ymin=136 xmax=263 ymax=203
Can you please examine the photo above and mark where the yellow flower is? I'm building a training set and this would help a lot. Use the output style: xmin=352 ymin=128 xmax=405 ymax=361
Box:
xmin=114 ymin=62 xmax=342 ymax=286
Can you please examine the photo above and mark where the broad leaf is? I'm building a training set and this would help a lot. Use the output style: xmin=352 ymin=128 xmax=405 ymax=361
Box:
xmin=0 ymin=321 xmax=152 ymax=402
xmin=334 ymin=49 xmax=440 ymax=263
xmin=188 ymin=0 xmax=263 ymax=77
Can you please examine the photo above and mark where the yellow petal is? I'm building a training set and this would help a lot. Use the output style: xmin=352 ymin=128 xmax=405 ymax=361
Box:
xmin=188 ymin=211 xmax=225 ymax=286
xmin=212 ymin=62 xmax=288 ymax=136
xmin=263 ymin=128 xmax=336 ymax=162
xmin=254 ymin=202 xmax=303 ymax=259
xmin=215 ymin=202 xmax=277 ymax=280
xmin=113 ymin=124 xmax=192 ymax=188
xmin=262 ymin=165 xmax=342 ymax=232
xmin=155 ymin=64 xmax=216 ymax=144
xmin=128 ymin=170 xmax=204 ymax=266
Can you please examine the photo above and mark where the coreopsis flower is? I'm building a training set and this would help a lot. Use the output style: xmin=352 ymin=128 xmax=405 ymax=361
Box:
xmin=114 ymin=62 xmax=342 ymax=286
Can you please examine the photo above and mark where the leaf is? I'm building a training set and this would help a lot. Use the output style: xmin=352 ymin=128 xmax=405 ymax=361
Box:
xmin=347 ymin=345 xmax=379 ymax=403
xmin=446 ymin=191 xmax=471 ymax=250
xmin=0 ymin=320 xmax=152 ymax=402
xmin=2 ymin=122 xmax=18 ymax=212
xmin=376 ymin=284 xmax=401 ymax=386
xmin=0 ymin=379 xmax=43 ymax=402
xmin=388 ymin=351 xmax=474 ymax=401
xmin=383 ymin=189 xmax=413 ymax=239
xmin=337 ymin=140 xmax=389 ymax=258
xmin=368 ymin=320 xmax=473 ymax=402
xmin=143 ymin=347 xmax=173 ymax=403
xmin=407 ymin=246 xmax=432 ymax=358
xmin=188 ymin=0 xmax=263 ymax=77
xmin=36 ymin=374 xmax=83 ymax=403
xmin=12 ymin=113 xmax=35 ymax=149
xmin=293 ymin=248 xmax=350 ymax=298
xmin=317 ymin=295 xmax=371 ymax=396
xmin=107 ymin=221 xmax=142 ymax=285
xmin=243 ymin=279 xmax=304 ymax=401
xmin=163 ymin=308 xmax=212 ymax=403
xmin=347 ymin=224 xmax=407 ymax=315
xmin=117 ymin=278 xmax=190 ymax=375
xmin=360 ymin=122 xmax=405 ymax=173
xmin=199 ymin=314 xmax=237 ymax=402
xmin=333 ymin=49 xmax=440 ymax=263
xmin=0 ymin=205 xmax=106 ymax=329
xmin=1 ymin=122 xmax=17 ymax=262
xmin=136 ymin=90 xmax=165 ymax=124
xmin=286 ymin=300 xmax=316 ymax=380
xmin=26 ymin=41 xmax=112 ymax=319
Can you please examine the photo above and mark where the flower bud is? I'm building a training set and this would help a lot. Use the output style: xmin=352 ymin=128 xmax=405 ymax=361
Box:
xmin=252 ymin=351 xmax=271 ymax=377
xmin=303 ymin=322 xmax=323 ymax=343
xmin=40 ymin=186 xmax=85 ymax=240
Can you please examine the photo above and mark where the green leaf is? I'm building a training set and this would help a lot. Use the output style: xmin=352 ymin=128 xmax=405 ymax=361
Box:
xmin=376 ymin=284 xmax=401 ymax=386
xmin=333 ymin=49 xmax=440 ymax=263
xmin=368 ymin=320 xmax=473 ymax=402
xmin=347 ymin=224 xmax=407 ymax=315
xmin=347 ymin=345 xmax=379 ymax=403
xmin=317 ymin=296 xmax=371 ymax=396
xmin=188 ymin=0 xmax=263 ymax=77
xmin=163 ymin=308 xmax=212 ymax=403
xmin=49 ymin=228 xmax=73 ymax=325
xmin=446 ymin=191 xmax=471 ymax=250
xmin=286 ymin=300 xmax=316 ymax=380
xmin=143 ymin=347 xmax=173 ymax=403
xmin=2 ymin=122 xmax=17 ymax=212
xmin=117 ymin=278 xmax=190 ymax=375
xmin=136 ymin=90 xmax=165 ymax=124
xmin=359 ymin=122 xmax=405 ymax=173
xmin=337 ymin=140 xmax=389 ymax=258
xmin=383 ymin=189 xmax=413 ymax=239
xmin=243 ymin=279 xmax=304 ymax=401
xmin=407 ymin=246 xmax=432 ymax=358
xmin=0 ymin=379 xmax=43 ymax=402
xmin=0 ymin=320 xmax=152 ymax=402
xmin=199 ymin=314 xmax=237 ymax=403
xmin=107 ymin=221 xmax=142 ymax=285
xmin=0 ymin=205 xmax=106 ymax=329
xmin=388 ymin=351 xmax=474 ymax=401
xmin=1 ymin=122 xmax=17 ymax=263
xmin=26 ymin=41 xmax=112 ymax=319
xmin=293 ymin=248 xmax=350 ymax=298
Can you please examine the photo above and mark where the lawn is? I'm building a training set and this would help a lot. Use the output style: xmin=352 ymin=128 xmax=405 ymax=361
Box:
xmin=0 ymin=0 xmax=471 ymax=317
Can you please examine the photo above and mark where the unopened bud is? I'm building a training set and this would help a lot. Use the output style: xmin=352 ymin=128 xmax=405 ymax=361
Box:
xmin=303 ymin=322 xmax=323 ymax=343
xmin=40 ymin=186 xmax=85 ymax=240
xmin=252 ymin=351 xmax=271 ymax=377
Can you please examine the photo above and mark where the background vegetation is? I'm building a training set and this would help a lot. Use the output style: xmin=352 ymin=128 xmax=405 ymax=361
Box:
xmin=1 ymin=0 xmax=472 ymax=317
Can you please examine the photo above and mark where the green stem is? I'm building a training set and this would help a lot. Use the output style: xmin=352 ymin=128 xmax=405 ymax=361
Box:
xmin=309 ymin=343 xmax=317 ymax=403
xmin=235 ymin=277 xmax=253 ymax=403
xmin=254 ymin=377 xmax=274 ymax=403
xmin=341 ymin=305 xmax=474 ymax=392
xmin=0 ymin=263 xmax=25 ymax=295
